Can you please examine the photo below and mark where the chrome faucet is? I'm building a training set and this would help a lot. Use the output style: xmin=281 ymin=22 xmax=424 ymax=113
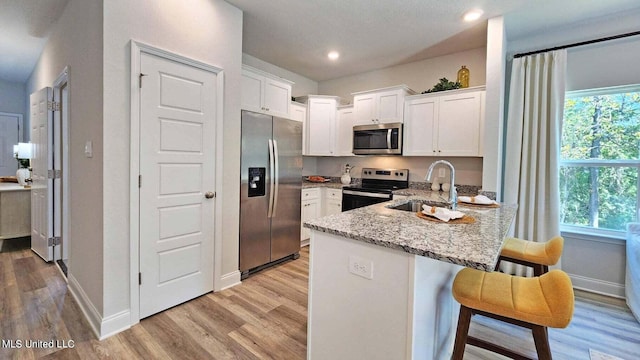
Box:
xmin=425 ymin=160 xmax=457 ymax=210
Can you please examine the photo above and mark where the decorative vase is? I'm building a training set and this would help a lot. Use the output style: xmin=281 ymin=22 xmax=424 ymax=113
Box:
xmin=16 ymin=168 xmax=30 ymax=186
xmin=340 ymin=172 xmax=352 ymax=185
xmin=457 ymin=65 xmax=470 ymax=88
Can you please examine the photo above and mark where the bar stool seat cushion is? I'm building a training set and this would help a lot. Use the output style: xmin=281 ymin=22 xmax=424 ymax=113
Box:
xmin=453 ymin=268 xmax=574 ymax=329
xmin=500 ymin=236 xmax=564 ymax=266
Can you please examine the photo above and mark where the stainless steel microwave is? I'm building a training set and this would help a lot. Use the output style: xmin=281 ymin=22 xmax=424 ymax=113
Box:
xmin=352 ymin=123 xmax=403 ymax=155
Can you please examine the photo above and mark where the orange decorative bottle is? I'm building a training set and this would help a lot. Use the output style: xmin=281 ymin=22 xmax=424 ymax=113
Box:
xmin=457 ymin=65 xmax=469 ymax=88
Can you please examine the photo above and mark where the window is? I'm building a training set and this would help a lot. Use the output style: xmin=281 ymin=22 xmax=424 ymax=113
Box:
xmin=560 ymin=85 xmax=640 ymax=235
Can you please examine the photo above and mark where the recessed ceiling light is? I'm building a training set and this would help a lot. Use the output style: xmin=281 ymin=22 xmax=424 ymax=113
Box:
xmin=463 ymin=9 xmax=483 ymax=22
xmin=328 ymin=51 xmax=340 ymax=60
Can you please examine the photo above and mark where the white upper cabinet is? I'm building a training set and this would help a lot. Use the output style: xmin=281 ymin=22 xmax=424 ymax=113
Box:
xmin=403 ymin=87 xmax=485 ymax=157
xmin=241 ymin=65 xmax=293 ymax=118
xmin=290 ymin=101 xmax=307 ymax=154
xmin=290 ymin=102 xmax=306 ymax=123
xmin=352 ymin=85 xmax=415 ymax=126
xmin=335 ymin=105 xmax=354 ymax=156
xmin=306 ymin=96 xmax=339 ymax=156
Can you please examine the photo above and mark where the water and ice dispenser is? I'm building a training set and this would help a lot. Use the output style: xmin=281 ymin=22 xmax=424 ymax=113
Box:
xmin=248 ymin=167 xmax=266 ymax=197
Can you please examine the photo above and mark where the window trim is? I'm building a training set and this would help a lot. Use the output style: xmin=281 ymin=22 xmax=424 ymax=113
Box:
xmin=560 ymin=224 xmax=626 ymax=241
xmin=566 ymin=84 xmax=640 ymax=99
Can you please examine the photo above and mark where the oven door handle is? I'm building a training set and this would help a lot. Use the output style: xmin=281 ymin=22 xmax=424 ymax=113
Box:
xmin=342 ymin=190 xmax=392 ymax=199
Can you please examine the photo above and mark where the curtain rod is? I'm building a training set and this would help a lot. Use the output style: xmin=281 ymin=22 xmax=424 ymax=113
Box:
xmin=513 ymin=30 xmax=640 ymax=58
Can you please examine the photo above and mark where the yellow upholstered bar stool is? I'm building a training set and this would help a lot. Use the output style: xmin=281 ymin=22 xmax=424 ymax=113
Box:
xmin=494 ymin=236 xmax=564 ymax=276
xmin=451 ymin=268 xmax=574 ymax=360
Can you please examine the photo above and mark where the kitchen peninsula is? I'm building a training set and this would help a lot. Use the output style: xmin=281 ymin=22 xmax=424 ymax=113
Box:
xmin=304 ymin=194 xmax=517 ymax=360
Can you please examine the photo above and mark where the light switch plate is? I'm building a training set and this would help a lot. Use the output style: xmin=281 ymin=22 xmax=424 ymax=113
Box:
xmin=84 ymin=141 xmax=93 ymax=158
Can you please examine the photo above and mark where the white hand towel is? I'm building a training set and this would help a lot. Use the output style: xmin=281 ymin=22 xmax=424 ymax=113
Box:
xmin=422 ymin=205 xmax=465 ymax=222
xmin=458 ymin=195 xmax=498 ymax=205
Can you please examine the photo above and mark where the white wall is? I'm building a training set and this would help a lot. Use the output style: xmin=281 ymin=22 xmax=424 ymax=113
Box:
xmin=27 ymin=0 xmax=105 ymax=313
xmin=482 ymin=17 xmax=506 ymax=196
xmin=504 ymin=8 xmax=640 ymax=297
xmin=0 ymin=78 xmax=27 ymax=140
xmin=102 ymin=0 xmax=243 ymax=327
xmin=508 ymin=8 xmax=640 ymax=92
xmin=243 ymin=53 xmax=318 ymax=97
xmin=318 ymin=47 xmax=486 ymax=101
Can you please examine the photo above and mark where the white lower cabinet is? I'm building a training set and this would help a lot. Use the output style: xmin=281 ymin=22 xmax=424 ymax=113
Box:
xmin=323 ymin=188 xmax=343 ymax=216
xmin=301 ymin=188 xmax=321 ymax=243
xmin=301 ymin=187 xmax=344 ymax=243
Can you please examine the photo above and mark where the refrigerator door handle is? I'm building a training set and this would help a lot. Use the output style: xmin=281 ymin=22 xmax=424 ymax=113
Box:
xmin=267 ymin=139 xmax=275 ymax=218
xmin=272 ymin=139 xmax=280 ymax=217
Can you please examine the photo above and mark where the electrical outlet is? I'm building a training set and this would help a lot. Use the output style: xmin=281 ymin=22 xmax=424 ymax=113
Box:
xmin=349 ymin=255 xmax=374 ymax=279
xmin=438 ymin=167 xmax=446 ymax=177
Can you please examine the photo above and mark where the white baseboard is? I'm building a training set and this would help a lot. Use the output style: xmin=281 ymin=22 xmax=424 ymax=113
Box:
xmin=67 ymin=274 xmax=132 ymax=340
xmin=67 ymin=274 xmax=102 ymax=339
xmin=217 ymin=270 xmax=241 ymax=291
xmin=99 ymin=310 xmax=131 ymax=340
xmin=569 ymin=273 xmax=626 ymax=299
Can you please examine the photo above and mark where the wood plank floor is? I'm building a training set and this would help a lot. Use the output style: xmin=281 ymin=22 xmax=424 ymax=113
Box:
xmin=1 ymin=246 xmax=639 ymax=359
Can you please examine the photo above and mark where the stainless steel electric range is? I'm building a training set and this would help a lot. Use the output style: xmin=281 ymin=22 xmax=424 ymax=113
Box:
xmin=341 ymin=168 xmax=409 ymax=211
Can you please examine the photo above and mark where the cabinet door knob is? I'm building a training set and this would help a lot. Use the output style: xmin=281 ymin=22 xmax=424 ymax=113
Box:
xmin=205 ymin=191 xmax=215 ymax=199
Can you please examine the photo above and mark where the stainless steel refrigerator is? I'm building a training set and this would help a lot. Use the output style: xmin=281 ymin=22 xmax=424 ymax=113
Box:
xmin=240 ymin=110 xmax=302 ymax=278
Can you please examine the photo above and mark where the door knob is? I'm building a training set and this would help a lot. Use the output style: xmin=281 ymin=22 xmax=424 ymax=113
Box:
xmin=205 ymin=191 xmax=215 ymax=199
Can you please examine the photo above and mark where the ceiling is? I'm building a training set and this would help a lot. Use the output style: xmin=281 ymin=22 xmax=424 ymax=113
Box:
xmin=0 ymin=0 xmax=69 ymax=83
xmin=227 ymin=0 xmax=640 ymax=81
xmin=1 ymin=0 xmax=640 ymax=83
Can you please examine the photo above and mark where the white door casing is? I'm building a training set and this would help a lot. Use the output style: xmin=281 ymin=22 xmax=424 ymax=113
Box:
xmin=30 ymin=87 xmax=54 ymax=261
xmin=53 ymin=67 xmax=70 ymax=267
xmin=138 ymin=52 xmax=217 ymax=319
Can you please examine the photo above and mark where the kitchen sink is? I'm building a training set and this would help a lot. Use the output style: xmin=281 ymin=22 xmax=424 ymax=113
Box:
xmin=387 ymin=199 xmax=451 ymax=212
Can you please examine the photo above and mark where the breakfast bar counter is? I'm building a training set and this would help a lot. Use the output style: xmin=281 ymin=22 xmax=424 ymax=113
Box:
xmin=305 ymin=194 xmax=518 ymax=271
xmin=303 ymin=195 xmax=517 ymax=360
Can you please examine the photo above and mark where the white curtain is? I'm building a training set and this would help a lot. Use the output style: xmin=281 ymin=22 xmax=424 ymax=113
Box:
xmin=502 ymin=50 xmax=567 ymax=275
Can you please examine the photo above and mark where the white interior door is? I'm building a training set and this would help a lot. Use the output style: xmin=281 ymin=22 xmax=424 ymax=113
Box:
xmin=139 ymin=52 xmax=216 ymax=318
xmin=0 ymin=113 xmax=21 ymax=176
xmin=30 ymin=87 xmax=53 ymax=261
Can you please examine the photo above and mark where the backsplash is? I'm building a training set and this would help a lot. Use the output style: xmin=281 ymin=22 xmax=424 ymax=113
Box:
xmin=303 ymin=175 xmax=483 ymax=196
xmin=308 ymin=156 xmax=483 ymax=187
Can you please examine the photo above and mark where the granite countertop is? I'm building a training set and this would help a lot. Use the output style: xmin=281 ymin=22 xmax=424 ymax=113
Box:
xmin=302 ymin=181 xmax=346 ymax=189
xmin=304 ymin=194 xmax=517 ymax=271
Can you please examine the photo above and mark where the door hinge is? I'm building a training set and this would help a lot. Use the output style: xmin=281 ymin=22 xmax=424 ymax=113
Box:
xmin=139 ymin=73 xmax=146 ymax=88
xmin=48 ymin=237 xmax=61 ymax=246
xmin=139 ymin=272 xmax=142 ymax=285
xmin=138 ymin=175 xmax=142 ymax=188
xmin=48 ymin=170 xmax=62 ymax=179
xmin=47 ymin=101 xmax=61 ymax=112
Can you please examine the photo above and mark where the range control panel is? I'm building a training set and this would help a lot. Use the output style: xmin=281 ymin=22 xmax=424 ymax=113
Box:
xmin=361 ymin=168 xmax=409 ymax=181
